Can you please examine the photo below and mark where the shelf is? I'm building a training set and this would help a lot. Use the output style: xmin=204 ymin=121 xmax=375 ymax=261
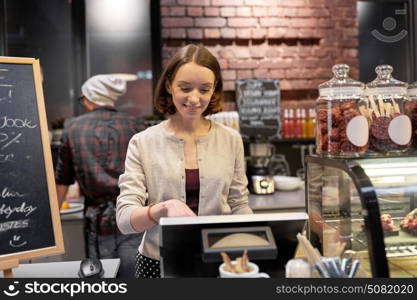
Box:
xmin=273 ymin=138 xmax=315 ymax=144
xmin=242 ymin=136 xmax=315 ymax=143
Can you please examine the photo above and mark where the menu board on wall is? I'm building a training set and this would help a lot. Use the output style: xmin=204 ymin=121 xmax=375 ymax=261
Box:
xmin=236 ymin=79 xmax=281 ymax=139
xmin=0 ymin=57 xmax=64 ymax=263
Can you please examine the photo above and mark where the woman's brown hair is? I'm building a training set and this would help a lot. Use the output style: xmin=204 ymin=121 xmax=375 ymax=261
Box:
xmin=154 ymin=44 xmax=223 ymax=116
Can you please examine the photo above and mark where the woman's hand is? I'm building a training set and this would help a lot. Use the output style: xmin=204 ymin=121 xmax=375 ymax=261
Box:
xmin=130 ymin=200 xmax=195 ymax=233
xmin=153 ymin=199 xmax=196 ymax=219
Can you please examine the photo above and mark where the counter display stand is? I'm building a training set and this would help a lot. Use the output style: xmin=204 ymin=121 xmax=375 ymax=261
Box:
xmin=305 ymin=155 xmax=417 ymax=277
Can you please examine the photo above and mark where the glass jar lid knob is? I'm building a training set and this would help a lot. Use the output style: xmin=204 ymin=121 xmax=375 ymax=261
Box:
xmin=332 ymin=64 xmax=350 ymax=79
xmin=375 ymin=64 xmax=393 ymax=81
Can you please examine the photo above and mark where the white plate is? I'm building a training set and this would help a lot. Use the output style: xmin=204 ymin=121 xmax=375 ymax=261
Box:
xmin=60 ymin=202 xmax=84 ymax=215
xmin=276 ymin=183 xmax=303 ymax=191
xmin=273 ymin=176 xmax=303 ymax=191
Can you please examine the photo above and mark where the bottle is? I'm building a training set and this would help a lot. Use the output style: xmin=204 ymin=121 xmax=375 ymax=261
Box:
xmin=316 ymin=64 xmax=367 ymax=156
xmin=230 ymin=111 xmax=239 ymax=131
xmin=301 ymin=108 xmax=307 ymax=138
xmin=222 ymin=113 xmax=228 ymax=126
xmin=282 ymin=108 xmax=289 ymax=138
xmin=288 ymin=109 xmax=294 ymax=138
xmin=294 ymin=108 xmax=301 ymax=138
xmin=306 ymin=108 xmax=315 ymax=138
xmin=311 ymin=108 xmax=316 ymax=138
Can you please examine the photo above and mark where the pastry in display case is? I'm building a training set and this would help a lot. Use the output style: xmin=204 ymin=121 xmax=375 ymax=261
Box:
xmin=306 ymin=155 xmax=417 ymax=277
xmin=400 ymin=208 xmax=417 ymax=236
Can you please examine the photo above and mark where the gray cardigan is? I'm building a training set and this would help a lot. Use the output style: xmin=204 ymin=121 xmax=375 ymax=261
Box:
xmin=116 ymin=120 xmax=253 ymax=260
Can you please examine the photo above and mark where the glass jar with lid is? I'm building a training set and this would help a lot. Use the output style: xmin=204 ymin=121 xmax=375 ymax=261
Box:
xmin=365 ymin=65 xmax=411 ymax=154
xmin=407 ymin=81 xmax=417 ymax=150
xmin=316 ymin=64 xmax=368 ymax=156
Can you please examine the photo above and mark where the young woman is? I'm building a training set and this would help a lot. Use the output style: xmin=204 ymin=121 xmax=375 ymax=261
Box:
xmin=116 ymin=44 xmax=253 ymax=278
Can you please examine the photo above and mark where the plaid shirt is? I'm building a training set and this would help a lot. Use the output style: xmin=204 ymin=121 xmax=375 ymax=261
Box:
xmin=55 ymin=107 xmax=144 ymax=206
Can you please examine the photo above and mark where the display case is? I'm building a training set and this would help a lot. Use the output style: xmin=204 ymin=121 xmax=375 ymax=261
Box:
xmin=306 ymin=155 xmax=417 ymax=277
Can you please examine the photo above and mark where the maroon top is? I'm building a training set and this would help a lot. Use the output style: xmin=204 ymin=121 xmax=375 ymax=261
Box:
xmin=185 ymin=169 xmax=199 ymax=215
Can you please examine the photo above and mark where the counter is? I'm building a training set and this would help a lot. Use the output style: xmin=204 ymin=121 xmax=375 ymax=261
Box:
xmin=249 ymin=188 xmax=305 ymax=213
xmin=44 ymin=190 xmax=305 ymax=264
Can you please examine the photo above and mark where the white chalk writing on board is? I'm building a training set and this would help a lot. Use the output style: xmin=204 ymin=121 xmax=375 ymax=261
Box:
xmin=0 ymin=67 xmax=13 ymax=104
xmin=0 ymin=153 xmax=15 ymax=163
xmin=0 ymin=116 xmax=37 ymax=129
xmin=262 ymin=107 xmax=279 ymax=114
xmin=0 ymin=219 xmax=29 ymax=233
xmin=1 ymin=187 xmax=26 ymax=199
xmin=0 ymin=132 xmax=22 ymax=150
xmin=9 ymin=235 xmax=28 ymax=248
xmin=0 ymin=203 xmax=37 ymax=219
xmin=241 ymin=97 xmax=277 ymax=106
xmin=0 ymin=85 xmax=13 ymax=103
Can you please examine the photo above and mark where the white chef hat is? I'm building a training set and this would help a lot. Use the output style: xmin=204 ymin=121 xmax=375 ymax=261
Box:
xmin=81 ymin=74 xmax=127 ymax=107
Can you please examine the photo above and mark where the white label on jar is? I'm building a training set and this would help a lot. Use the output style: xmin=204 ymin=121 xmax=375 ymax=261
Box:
xmin=388 ymin=115 xmax=412 ymax=145
xmin=346 ymin=115 xmax=369 ymax=147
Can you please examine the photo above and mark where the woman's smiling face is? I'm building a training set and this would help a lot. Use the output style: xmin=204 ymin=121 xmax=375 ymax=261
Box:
xmin=167 ymin=61 xmax=215 ymax=120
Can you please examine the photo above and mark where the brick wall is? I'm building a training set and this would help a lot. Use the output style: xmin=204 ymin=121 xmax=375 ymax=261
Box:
xmin=160 ymin=0 xmax=359 ymax=107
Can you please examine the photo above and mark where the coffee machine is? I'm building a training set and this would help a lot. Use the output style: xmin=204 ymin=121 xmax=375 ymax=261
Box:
xmin=246 ymin=143 xmax=275 ymax=194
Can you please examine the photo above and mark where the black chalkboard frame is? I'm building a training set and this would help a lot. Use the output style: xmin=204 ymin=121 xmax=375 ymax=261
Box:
xmin=0 ymin=57 xmax=64 ymax=264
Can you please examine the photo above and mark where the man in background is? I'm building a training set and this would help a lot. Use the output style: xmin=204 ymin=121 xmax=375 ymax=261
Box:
xmin=55 ymin=74 xmax=144 ymax=278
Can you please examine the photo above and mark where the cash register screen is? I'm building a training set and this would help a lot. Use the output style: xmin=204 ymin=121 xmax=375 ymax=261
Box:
xmin=159 ymin=213 xmax=307 ymax=278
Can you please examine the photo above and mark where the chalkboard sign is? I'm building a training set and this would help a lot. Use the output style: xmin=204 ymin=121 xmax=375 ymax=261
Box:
xmin=0 ymin=57 xmax=64 ymax=263
xmin=236 ymin=79 xmax=281 ymax=139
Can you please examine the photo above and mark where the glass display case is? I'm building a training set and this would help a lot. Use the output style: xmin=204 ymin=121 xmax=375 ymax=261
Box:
xmin=306 ymin=155 xmax=417 ymax=277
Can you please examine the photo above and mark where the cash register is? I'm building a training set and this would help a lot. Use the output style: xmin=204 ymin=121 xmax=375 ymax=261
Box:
xmin=159 ymin=213 xmax=307 ymax=277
